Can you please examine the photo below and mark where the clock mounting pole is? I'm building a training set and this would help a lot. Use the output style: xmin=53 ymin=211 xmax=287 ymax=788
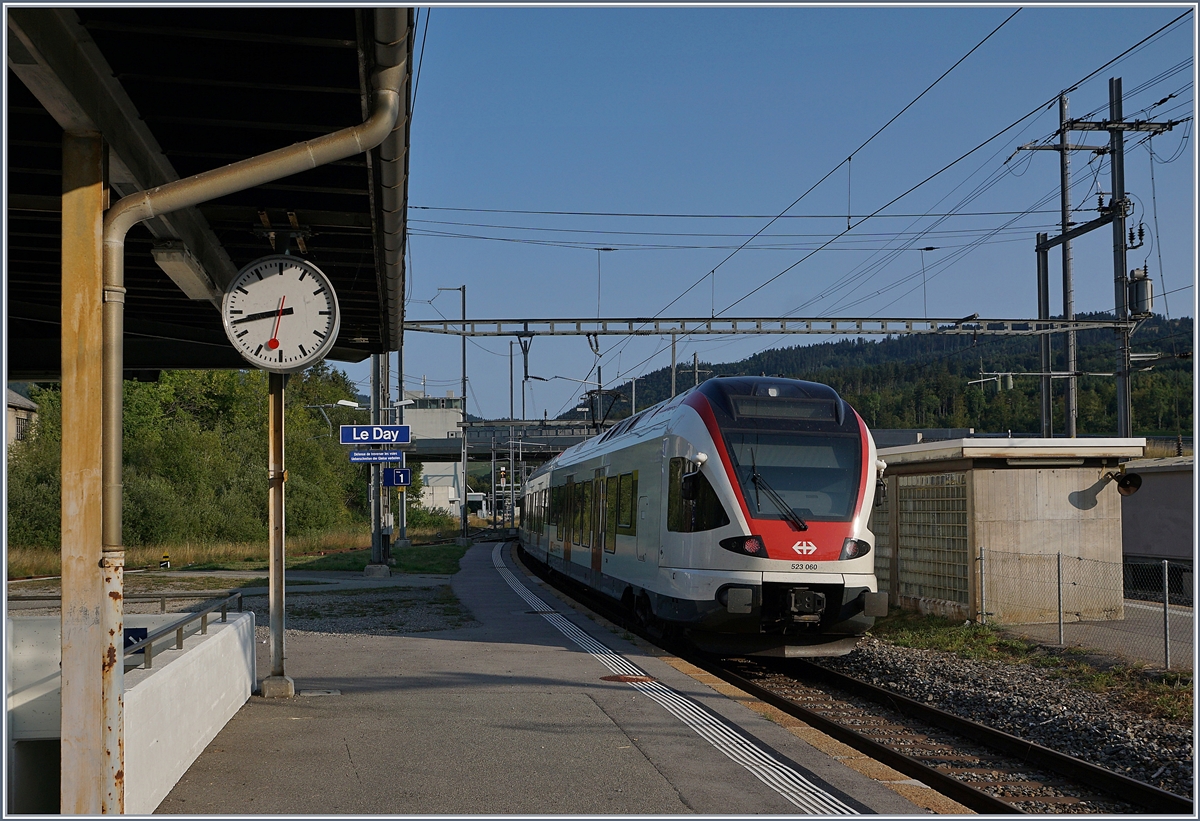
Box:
xmin=220 ymin=252 xmax=341 ymax=697
xmin=263 ymin=370 xmax=294 ymax=698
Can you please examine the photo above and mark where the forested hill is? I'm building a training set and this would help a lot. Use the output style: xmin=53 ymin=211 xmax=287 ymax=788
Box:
xmin=575 ymin=313 xmax=1193 ymax=437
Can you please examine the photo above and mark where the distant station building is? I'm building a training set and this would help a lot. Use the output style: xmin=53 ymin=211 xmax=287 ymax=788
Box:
xmin=6 ymin=388 xmax=38 ymax=445
xmin=871 ymin=436 xmax=1146 ymax=625
xmin=402 ymin=390 xmax=467 ymax=514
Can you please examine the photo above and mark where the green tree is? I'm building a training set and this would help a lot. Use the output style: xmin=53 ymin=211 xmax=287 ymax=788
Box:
xmin=7 ymin=364 xmax=371 ymax=549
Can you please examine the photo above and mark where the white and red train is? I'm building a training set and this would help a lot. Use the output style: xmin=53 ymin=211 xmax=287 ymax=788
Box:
xmin=519 ymin=376 xmax=888 ymax=657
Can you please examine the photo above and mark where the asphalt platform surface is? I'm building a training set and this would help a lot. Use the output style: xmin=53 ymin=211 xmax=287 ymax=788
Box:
xmin=155 ymin=541 xmax=953 ymax=815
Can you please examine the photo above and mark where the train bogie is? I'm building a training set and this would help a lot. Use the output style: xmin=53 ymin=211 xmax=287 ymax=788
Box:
xmin=520 ymin=376 xmax=888 ymax=658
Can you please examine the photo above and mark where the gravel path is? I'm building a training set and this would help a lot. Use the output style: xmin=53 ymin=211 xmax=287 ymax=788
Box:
xmin=243 ymin=584 xmax=477 ymax=641
xmin=816 ymin=636 xmax=1194 ymax=798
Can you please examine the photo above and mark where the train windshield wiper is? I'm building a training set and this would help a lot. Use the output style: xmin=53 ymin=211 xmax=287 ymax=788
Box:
xmin=749 ymin=451 xmax=808 ymax=531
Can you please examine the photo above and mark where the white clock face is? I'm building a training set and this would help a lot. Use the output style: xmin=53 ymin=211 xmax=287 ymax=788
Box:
xmin=221 ymin=255 xmax=341 ymax=374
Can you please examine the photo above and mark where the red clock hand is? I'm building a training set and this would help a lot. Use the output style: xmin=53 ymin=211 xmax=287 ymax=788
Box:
xmin=267 ymin=296 xmax=285 ymax=350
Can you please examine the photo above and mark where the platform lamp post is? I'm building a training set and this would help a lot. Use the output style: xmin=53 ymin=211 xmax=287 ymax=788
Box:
xmin=303 ymin=398 xmax=364 ymax=438
xmin=438 ymin=285 xmax=468 ymax=542
xmin=393 ymin=397 xmax=414 ymax=547
xmin=509 ymin=341 xmax=516 ymax=532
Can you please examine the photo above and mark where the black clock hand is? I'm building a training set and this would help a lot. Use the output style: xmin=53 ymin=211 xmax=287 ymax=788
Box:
xmin=232 ymin=306 xmax=295 ymax=325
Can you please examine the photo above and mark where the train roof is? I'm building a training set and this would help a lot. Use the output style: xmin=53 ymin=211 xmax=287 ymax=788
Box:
xmin=528 ymin=376 xmax=855 ymax=482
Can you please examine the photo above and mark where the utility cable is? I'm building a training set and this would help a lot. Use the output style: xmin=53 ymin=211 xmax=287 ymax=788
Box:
xmin=718 ymin=9 xmax=1192 ymax=318
xmin=410 ymin=8 xmax=431 ymax=117
xmin=486 ymin=9 xmax=1193 ymax=417
xmin=652 ymin=9 xmax=1023 ymax=321
xmin=407 ymin=216 xmax=1065 ymax=240
xmin=410 ymin=205 xmax=1066 ymax=219
xmin=584 ymin=13 xmax=1037 ymax=385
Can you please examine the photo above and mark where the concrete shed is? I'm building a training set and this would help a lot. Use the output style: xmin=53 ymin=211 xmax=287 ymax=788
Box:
xmin=1120 ymin=456 xmax=1194 ymax=564
xmin=871 ymin=437 xmax=1145 ymax=624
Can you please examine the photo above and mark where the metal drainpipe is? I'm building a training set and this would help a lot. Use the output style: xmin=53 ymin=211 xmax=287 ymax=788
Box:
xmin=96 ymin=8 xmax=408 ymax=808
xmin=376 ymin=10 xmax=410 ymax=350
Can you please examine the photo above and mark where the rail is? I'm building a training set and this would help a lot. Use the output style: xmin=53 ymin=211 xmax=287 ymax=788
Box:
xmin=8 ymin=590 xmax=246 ymax=614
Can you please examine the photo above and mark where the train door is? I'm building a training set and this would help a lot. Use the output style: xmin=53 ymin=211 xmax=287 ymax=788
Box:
xmin=574 ymin=478 xmax=591 ymax=568
xmin=563 ymin=479 xmax=573 ymax=563
xmin=604 ymin=476 xmax=618 ymax=555
xmin=635 ymin=496 xmax=651 ymax=562
xmin=592 ymin=471 xmax=605 ymax=572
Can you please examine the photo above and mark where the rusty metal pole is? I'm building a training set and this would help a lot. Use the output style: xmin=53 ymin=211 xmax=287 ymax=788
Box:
xmin=60 ymin=131 xmax=114 ymax=814
xmin=263 ymin=372 xmax=294 ymax=697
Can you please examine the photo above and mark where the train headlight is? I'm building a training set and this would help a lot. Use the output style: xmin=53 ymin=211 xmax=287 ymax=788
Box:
xmin=719 ymin=535 xmax=768 ymax=558
xmin=840 ymin=538 xmax=872 ymax=560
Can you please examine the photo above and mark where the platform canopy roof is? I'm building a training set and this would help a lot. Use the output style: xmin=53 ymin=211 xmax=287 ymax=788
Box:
xmin=7 ymin=7 xmax=411 ymax=380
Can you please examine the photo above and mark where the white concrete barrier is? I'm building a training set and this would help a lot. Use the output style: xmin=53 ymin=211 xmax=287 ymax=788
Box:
xmin=6 ymin=610 xmax=255 ymax=813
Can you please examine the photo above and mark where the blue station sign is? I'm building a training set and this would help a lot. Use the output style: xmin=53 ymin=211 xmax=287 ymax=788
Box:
xmin=340 ymin=424 xmax=411 ymax=445
xmin=383 ymin=468 xmax=411 ymax=487
xmin=349 ymin=450 xmax=407 ymax=464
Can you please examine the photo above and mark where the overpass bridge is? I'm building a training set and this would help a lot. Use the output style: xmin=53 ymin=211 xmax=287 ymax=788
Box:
xmin=405 ymin=419 xmax=612 ymax=464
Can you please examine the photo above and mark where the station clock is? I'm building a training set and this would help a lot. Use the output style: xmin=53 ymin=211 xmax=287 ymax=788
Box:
xmin=220 ymin=254 xmax=341 ymax=374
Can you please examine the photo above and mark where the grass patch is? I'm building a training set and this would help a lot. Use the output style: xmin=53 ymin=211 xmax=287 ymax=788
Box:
xmin=870 ymin=610 xmax=1193 ymax=724
xmin=393 ymin=544 xmax=466 ymax=575
xmin=290 ymin=549 xmax=372 ymax=573
xmin=1144 ymin=441 xmax=1193 ymax=458
xmin=252 ymin=584 xmax=475 ymax=633
xmin=7 ymin=526 xmax=464 ymax=580
xmin=870 ymin=610 xmax=1038 ymax=661
xmin=188 ymin=543 xmax=466 ymax=575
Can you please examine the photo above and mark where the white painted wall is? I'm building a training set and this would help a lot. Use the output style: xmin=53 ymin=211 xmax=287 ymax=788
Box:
xmin=1121 ymin=457 xmax=1193 ymax=563
xmin=124 ymin=612 xmax=256 ymax=813
xmin=419 ymin=460 xmax=462 ymax=513
xmin=5 ymin=611 xmax=255 ymax=814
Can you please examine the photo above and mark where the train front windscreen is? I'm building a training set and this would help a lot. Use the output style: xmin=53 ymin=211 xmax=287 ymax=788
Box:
xmin=723 ymin=431 xmax=861 ymax=522
xmin=695 ymin=377 xmax=864 ymax=524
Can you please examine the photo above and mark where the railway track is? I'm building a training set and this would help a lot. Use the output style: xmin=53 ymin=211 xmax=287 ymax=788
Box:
xmin=516 ymin=544 xmax=1193 ymax=815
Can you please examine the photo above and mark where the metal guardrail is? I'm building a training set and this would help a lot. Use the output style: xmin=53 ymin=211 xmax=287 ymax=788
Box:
xmin=8 ymin=591 xmax=244 ymax=670
xmin=123 ymin=592 xmax=243 ymax=669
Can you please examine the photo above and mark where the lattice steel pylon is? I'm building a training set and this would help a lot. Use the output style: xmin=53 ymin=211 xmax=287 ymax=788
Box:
xmin=404 ymin=315 xmax=1132 ymax=338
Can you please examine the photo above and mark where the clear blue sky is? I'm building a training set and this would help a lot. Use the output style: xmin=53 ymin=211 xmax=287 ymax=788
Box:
xmin=338 ymin=4 xmax=1195 ymax=421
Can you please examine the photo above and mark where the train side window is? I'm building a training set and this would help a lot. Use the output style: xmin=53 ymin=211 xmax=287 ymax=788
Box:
xmin=616 ymin=472 xmax=634 ymax=530
xmin=566 ymin=481 xmax=575 ymax=544
xmin=692 ymin=470 xmax=730 ymax=532
xmin=576 ymin=480 xmax=591 ymax=547
xmin=667 ymin=458 xmax=687 ymax=532
xmin=619 ymin=470 xmax=638 ymax=535
xmin=668 ymin=457 xmax=730 ymax=533
xmin=552 ymin=485 xmax=563 ymax=541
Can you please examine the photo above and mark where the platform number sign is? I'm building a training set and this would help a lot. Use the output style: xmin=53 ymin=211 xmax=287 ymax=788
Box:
xmin=383 ymin=468 xmax=411 ymax=487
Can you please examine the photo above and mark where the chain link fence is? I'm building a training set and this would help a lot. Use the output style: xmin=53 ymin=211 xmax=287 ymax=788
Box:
xmin=981 ymin=548 xmax=1193 ymax=671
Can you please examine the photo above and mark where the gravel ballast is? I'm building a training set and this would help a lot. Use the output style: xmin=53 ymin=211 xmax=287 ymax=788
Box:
xmin=816 ymin=636 xmax=1194 ymax=798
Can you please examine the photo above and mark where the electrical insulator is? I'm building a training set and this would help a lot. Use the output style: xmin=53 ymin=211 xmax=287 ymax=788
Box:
xmin=1128 ymin=227 xmax=1136 ymax=245
xmin=1138 ymin=224 xmax=1145 ymax=242
xmin=1098 ymin=193 xmax=1105 ymax=211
